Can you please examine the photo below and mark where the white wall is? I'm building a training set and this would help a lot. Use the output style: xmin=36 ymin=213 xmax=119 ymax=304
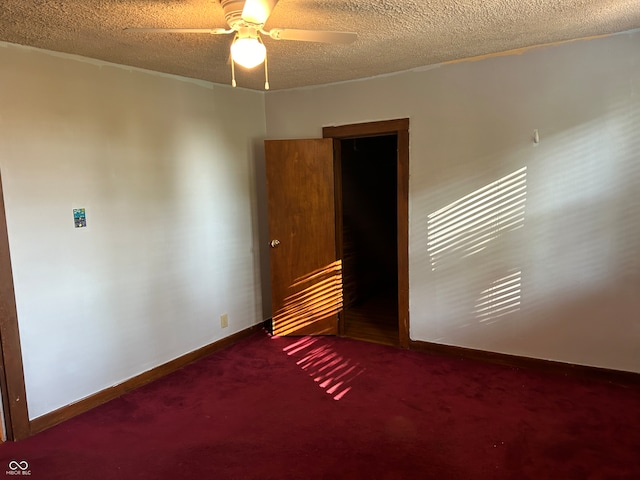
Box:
xmin=1 ymin=30 xmax=638 ymax=422
xmin=0 ymin=43 xmax=267 ymax=419
xmin=264 ymin=30 xmax=640 ymax=373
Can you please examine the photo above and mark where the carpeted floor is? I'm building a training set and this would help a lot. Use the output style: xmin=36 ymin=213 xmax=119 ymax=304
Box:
xmin=1 ymin=331 xmax=639 ymax=479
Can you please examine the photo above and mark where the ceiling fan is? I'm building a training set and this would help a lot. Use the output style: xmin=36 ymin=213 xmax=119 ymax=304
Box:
xmin=125 ymin=0 xmax=358 ymax=89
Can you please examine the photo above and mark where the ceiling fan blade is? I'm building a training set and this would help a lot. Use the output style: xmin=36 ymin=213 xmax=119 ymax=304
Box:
xmin=266 ymin=28 xmax=357 ymax=44
xmin=241 ymin=0 xmax=279 ymax=25
xmin=124 ymin=27 xmax=232 ymax=35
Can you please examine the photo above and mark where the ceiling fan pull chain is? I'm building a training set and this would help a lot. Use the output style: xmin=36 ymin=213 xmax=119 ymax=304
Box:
xmin=264 ymin=49 xmax=270 ymax=90
xmin=231 ymin=55 xmax=237 ymax=87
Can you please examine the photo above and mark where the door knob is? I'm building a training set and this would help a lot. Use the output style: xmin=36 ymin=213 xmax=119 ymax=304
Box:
xmin=270 ymin=239 xmax=280 ymax=248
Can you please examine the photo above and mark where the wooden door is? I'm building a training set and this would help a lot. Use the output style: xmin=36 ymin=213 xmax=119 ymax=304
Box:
xmin=265 ymin=139 xmax=341 ymax=336
xmin=0 ymin=171 xmax=30 ymax=440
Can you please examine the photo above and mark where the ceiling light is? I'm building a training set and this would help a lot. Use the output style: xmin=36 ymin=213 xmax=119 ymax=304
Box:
xmin=231 ymin=36 xmax=266 ymax=69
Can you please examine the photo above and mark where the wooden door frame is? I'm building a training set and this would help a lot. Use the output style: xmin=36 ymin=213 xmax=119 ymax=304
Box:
xmin=0 ymin=171 xmax=30 ymax=440
xmin=323 ymin=119 xmax=410 ymax=349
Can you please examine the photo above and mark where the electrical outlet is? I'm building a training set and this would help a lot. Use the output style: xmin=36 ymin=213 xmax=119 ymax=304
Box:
xmin=220 ymin=313 xmax=229 ymax=329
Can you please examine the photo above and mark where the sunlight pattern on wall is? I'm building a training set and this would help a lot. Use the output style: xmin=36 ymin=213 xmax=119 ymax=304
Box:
xmin=475 ymin=270 xmax=522 ymax=324
xmin=427 ymin=167 xmax=527 ymax=270
xmin=281 ymin=336 xmax=365 ymax=401
xmin=273 ymin=261 xmax=343 ymax=336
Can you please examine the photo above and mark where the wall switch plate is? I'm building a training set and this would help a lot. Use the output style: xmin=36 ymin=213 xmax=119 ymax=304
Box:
xmin=220 ymin=313 xmax=229 ymax=328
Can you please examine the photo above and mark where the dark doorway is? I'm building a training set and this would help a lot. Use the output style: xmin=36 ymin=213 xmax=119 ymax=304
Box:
xmin=339 ymin=135 xmax=399 ymax=346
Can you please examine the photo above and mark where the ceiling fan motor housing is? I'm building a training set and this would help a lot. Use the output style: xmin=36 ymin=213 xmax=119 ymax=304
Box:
xmin=220 ymin=0 xmax=252 ymax=29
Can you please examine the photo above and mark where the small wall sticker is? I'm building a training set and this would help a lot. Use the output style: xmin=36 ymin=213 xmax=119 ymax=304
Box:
xmin=73 ymin=208 xmax=86 ymax=228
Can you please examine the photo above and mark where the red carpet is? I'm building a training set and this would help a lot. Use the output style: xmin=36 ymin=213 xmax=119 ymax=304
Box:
xmin=1 ymin=331 xmax=639 ymax=479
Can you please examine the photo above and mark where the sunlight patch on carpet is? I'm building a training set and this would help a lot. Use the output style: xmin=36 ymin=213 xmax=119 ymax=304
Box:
xmin=281 ymin=336 xmax=365 ymax=401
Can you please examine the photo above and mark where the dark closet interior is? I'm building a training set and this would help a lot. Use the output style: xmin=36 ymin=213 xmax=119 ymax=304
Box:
xmin=340 ymin=134 xmax=399 ymax=346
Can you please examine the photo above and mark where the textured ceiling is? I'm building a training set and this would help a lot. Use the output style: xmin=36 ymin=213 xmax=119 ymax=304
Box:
xmin=1 ymin=0 xmax=639 ymax=91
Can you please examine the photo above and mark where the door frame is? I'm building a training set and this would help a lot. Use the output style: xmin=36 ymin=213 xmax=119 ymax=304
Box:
xmin=0 ymin=171 xmax=30 ymax=440
xmin=323 ymin=119 xmax=410 ymax=348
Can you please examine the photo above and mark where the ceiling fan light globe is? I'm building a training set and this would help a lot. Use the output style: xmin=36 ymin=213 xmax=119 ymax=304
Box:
xmin=231 ymin=37 xmax=266 ymax=69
